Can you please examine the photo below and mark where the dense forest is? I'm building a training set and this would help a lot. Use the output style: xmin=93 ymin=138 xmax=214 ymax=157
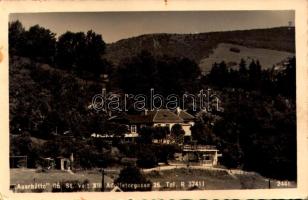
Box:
xmin=9 ymin=21 xmax=296 ymax=180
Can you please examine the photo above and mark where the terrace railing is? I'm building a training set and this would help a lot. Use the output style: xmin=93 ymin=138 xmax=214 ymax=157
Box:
xmin=183 ymin=145 xmax=217 ymax=151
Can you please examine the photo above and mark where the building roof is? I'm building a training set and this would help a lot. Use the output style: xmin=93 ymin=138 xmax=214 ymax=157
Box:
xmin=126 ymin=113 xmax=156 ymax=124
xmin=109 ymin=109 xmax=194 ymax=124
xmin=177 ymin=110 xmax=195 ymax=121
xmin=126 ymin=109 xmax=185 ymax=124
xmin=152 ymin=109 xmax=183 ymax=123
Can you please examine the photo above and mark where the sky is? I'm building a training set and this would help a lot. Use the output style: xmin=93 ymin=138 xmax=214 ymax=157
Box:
xmin=10 ymin=11 xmax=294 ymax=43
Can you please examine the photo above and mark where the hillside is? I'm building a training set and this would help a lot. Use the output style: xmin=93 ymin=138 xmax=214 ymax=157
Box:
xmin=9 ymin=56 xmax=102 ymax=138
xmin=104 ymin=27 xmax=295 ymax=72
xmin=199 ymin=43 xmax=294 ymax=74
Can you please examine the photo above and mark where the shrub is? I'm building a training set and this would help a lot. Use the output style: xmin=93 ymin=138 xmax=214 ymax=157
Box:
xmin=114 ymin=166 xmax=152 ymax=191
xmin=137 ymin=147 xmax=158 ymax=168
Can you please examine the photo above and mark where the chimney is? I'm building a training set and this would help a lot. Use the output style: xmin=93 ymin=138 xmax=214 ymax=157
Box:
xmin=176 ymin=107 xmax=181 ymax=115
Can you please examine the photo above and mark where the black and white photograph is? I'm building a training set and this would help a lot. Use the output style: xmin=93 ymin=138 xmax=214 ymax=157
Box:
xmin=0 ymin=0 xmax=308 ymax=199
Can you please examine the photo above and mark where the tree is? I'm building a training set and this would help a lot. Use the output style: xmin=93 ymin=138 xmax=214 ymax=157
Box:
xmin=114 ymin=166 xmax=152 ymax=191
xmin=137 ymin=147 xmax=158 ymax=168
xmin=10 ymin=132 xmax=42 ymax=168
xmin=170 ymin=124 xmax=185 ymax=144
xmin=23 ymin=25 xmax=56 ymax=62
xmin=153 ymin=127 xmax=169 ymax=142
xmin=55 ymin=31 xmax=80 ymax=69
xmin=105 ymin=122 xmax=128 ymax=138
xmin=191 ymin=121 xmax=215 ymax=145
xmin=171 ymin=124 xmax=185 ymax=137
xmin=37 ymin=111 xmax=67 ymax=139
xmin=117 ymin=51 xmax=201 ymax=96
xmin=76 ymin=144 xmax=102 ymax=169
xmin=9 ymin=20 xmax=26 ymax=55
xmin=208 ymin=61 xmax=229 ymax=87
xmin=237 ymin=58 xmax=249 ymax=87
xmin=276 ymin=57 xmax=296 ymax=97
xmin=239 ymin=59 xmax=247 ymax=74
xmin=117 ymin=50 xmax=158 ymax=94
xmin=55 ymin=30 xmax=107 ymax=79
xmin=138 ymin=127 xmax=154 ymax=144
xmin=155 ymin=144 xmax=179 ymax=164
xmin=10 ymin=132 xmax=33 ymax=156
xmin=82 ymin=30 xmax=107 ymax=75
xmin=211 ymin=89 xmax=296 ymax=179
xmin=248 ymin=59 xmax=262 ymax=89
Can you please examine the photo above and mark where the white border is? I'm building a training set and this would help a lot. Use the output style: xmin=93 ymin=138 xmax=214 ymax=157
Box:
xmin=0 ymin=0 xmax=307 ymax=199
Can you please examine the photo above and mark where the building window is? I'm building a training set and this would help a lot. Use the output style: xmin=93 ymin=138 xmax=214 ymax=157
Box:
xmin=131 ymin=125 xmax=137 ymax=133
xmin=205 ymin=155 xmax=211 ymax=160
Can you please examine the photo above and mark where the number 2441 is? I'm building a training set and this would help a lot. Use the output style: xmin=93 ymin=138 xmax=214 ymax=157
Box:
xmin=276 ymin=181 xmax=291 ymax=187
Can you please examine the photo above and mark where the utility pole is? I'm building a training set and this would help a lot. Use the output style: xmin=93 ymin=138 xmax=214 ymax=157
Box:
xmin=100 ymin=74 xmax=109 ymax=115
xmin=101 ymin=168 xmax=105 ymax=192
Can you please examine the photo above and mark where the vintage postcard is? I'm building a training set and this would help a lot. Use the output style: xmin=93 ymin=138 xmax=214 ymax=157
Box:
xmin=0 ymin=0 xmax=307 ymax=199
